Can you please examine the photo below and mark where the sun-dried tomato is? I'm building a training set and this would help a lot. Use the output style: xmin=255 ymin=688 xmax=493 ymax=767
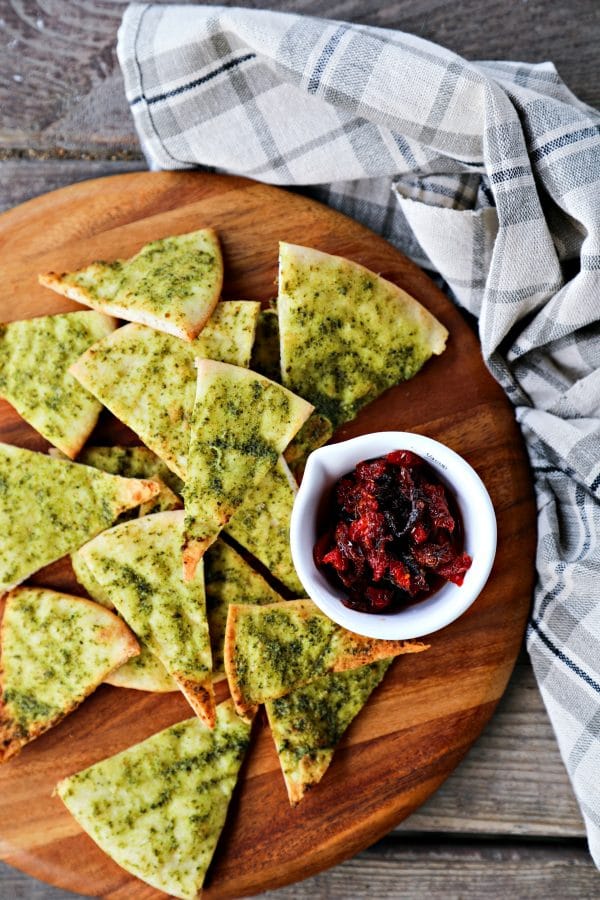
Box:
xmin=314 ymin=450 xmax=472 ymax=613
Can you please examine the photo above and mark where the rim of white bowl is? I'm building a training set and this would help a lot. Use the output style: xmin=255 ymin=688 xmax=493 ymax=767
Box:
xmin=290 ymin=431 xmax=497 ymax=640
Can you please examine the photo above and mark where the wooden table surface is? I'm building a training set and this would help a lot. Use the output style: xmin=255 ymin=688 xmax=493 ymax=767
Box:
xmin=0 ymin=1 xmax=598 ymax=897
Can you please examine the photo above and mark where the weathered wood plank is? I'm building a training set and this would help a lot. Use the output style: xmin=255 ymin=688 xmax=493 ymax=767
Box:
xmin=2 ymin=839 xmax=598 ymax=899
xmin=399 ymin=661 xmax=585 ymax=837
xmin=256 ymin=840 xmax=600 ymax=898
xmin=1 ymin=0 xmax=599 ymax=154
xmin=0 ymin=159 xmax=146 ymax=213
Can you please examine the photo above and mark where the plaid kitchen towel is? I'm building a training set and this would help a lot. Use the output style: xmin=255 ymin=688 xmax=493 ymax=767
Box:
xmin=118 ymin=4 xmax=600 ymax=862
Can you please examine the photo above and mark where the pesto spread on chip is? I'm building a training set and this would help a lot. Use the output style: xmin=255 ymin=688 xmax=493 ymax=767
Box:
xmin=68 ymin=444 xmax=183 ymax=492
xmin=77 ymin=510 xmax=216 ymax=727
xmin=56 ymin=699 xmax=251 ymax=900
xmin=205 ymin=540 xmax=283 ymax=677
xmin=225 ymin=456 xmax=304 ymax=595
xmin=70 ymin=302 xmax=260 ymax=479
xmin=0 ymin=311 xmax=116 ymax=457
xmin=40 ymin=228 xmax=224 ymax=342
xmin=266 ymin=660 xmax=391 ymax=805
xmin=249 ymin=309 xmax=332 ymax=476
xmin=0 ymin=443 xmax=160 ymax=593
xmin=224 ymin=598 xmax=428 ymax=720
xmin=283 ymin=412 xmax=333 ymax=480
xmin=278 ymin=242 xmax=448 ymax=426
xmin=0 ymin=587 xmax=139 ymax=763
xmin=71 ymin=551 xmax=114 ymax=608
xmin=183 ymin=361 xmax=313 ymax=580
xmin=52 ymin=445 xmax=183 ymax=521
xmin=71 ymin=541 xmax=177 ymax=693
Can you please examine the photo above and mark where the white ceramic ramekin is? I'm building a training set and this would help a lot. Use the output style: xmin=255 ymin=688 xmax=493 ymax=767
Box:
xmin=290 ymin=431 xmax=497 ymax=640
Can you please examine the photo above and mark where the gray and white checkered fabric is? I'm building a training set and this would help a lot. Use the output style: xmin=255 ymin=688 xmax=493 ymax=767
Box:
xmin=119 ymin=4 xmax=600 ymax=861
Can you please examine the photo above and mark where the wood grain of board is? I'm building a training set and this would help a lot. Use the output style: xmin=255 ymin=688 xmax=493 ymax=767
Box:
xmin=0 ymin=171 xmax=536 ymax=899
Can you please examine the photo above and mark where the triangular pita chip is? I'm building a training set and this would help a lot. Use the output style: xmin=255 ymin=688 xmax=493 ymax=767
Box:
xmin=283 ymin=412 xmax=333 ymax=480
xmin=77 ymin=510 xmax=216 ymax=727
xmin=205 ymin=540 xmax=284 ymax=678
xmin=224 ymin=598 xmax=428 ymax=720
xmin=70 ymin=301 xmax=260 ymax=479
xmin=266 ymin=660 xmax=391 ymax=805
xmin=52 ymin=445 xmax=182 ymax=520
xmin=183 ymin=361 xmax=313 ymax=580
xmin=0 ymin=311 xmax=116 ymax=457
xmin=40 ymin=229 xmax=224 ymax=341
xmin=225 ymin=456 xmax=304 ymax=595
xmin=278 ymin=242 xmax=448 ymax=426
xmin=71 ymin=546 xmax=177 ymax=693
xmin=56 ymin=699 xmax=251 ymax=900
xmin=52 ymin=444 xmax=184 ymax=496
xmin=0 ymin=587 xmax=139 ymax=763
xmin=0 ymin=443 xmax=160 ymax=593
xmin=104 ymin=645 xmax=177 ymax=693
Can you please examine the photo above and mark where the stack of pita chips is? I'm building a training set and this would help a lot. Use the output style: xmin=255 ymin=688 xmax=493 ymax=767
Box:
xmin=0 ymin=232 xmax=447 ymax=895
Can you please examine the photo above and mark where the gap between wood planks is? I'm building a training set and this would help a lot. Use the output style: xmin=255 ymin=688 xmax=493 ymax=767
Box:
xmin=1 ymin=836 xmax=597 ymax=900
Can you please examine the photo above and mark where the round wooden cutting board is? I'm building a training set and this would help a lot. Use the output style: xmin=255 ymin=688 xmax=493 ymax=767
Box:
xmin=0 ymin=172 xmax=536 ymax=899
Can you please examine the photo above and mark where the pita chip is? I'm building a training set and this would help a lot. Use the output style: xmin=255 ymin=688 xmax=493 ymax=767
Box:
xmin=0 ymin=443 xmax=160 ymax=593
xmin=77 ymin=511 xmax=216 ymax=727
xmin=70 ymin=302 xmax=260 ymax=480
xmin=104 ymin=645 xmax=177 ymax=693
xmin=266 ymin=660 xmax=391 ymax=805
xmin=183 ymin=361 xmax=313 ymax=580
xmin=204 ymin=540 xmax=283 ymax=678
xmin=278 ymin=242 xmax=448 ymax=426
xmin=224 ymin=598 xmax=428 ymax=720
xmin=250 ymin=307 xmax=280 ymax=382
xmin=40 ymin=229 xmax=224 ymax=341
xmin=56 ymin=699 xmax=251 ymax=899
xmin=70 ymin=545 xmax=177 ymax=693
xmin=0 ymin=587 xmax=139 ymax=763
xmin=0 ymin=311 xmax=116 ymax=457
xmin=225 ymin=456 xmax=303 ymax=595
xmin=283 ymin=412 xmax=333 ymax=480
xmin=51 ymin=445 xmax=183 ymax=519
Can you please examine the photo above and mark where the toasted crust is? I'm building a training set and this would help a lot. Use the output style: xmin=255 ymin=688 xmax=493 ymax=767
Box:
xmin=223 ymin=603 xmax=254 ymax=721
xmin=285 ymin=757 xmax=319 ymax=807
xmin=173 ymin=674 xmax=216 ymax=729
xmin=112 ymin=477 xmax=162 ymax=512
xmin=0 ymin=588 xmax=139 ymax=764
xmin=39 ymin=272 xmax=99 ymax=307
xmin=329 ymin=635 xmax=428 ymax=671
xmin=182 ymin=536 xmax=214 ymax=584
xmin=138 ymin=478 xmax=182 ymax=516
